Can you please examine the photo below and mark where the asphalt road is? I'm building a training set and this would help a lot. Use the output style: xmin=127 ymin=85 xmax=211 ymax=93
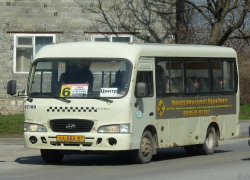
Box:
xmin=0 ymin=138 xmax=250 ymax=180
xmin=240 ymin=121 xmax=250 ymax=134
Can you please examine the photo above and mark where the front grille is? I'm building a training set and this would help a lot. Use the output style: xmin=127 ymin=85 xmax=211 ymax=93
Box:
xmin=50 ymin=119 xmax=94 ymax=133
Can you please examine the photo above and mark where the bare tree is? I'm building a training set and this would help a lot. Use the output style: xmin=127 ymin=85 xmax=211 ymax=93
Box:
xmin=180 ymin=0 xmax=250 ymax=46
xmin=176 ymin=0 xmax=193 ymax=44
xmin=74 ymin=0 xmax=177 ymax=43
xmin=74 ymin=0 xmax=250 ymax=46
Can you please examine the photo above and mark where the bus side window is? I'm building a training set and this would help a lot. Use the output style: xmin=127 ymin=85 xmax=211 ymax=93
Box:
xmin=223 ymin=61 xmax=234 ymax=92
xmin=170 ymin=61 xmax=183 ymax=93
xmin=212 ymin=60 xmax=235 ymax=93
xmin=156 ymin=60 xmax=184 ymax=95
xmin=135 ymin=71 xmax=154 ymax=97
xmin=156 ymin=65 xmax=167 ymax=95
xmin=185 ymin=61 xmax=211 ymax=93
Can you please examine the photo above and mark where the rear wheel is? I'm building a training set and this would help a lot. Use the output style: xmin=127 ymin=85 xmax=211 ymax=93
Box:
xmin=198 ymin=127 xmax=217 ymax=155
xmin=130 ymin=131 xmax=153 ymax=164
xmin=40 ymin=149 xmax=64 ymax=164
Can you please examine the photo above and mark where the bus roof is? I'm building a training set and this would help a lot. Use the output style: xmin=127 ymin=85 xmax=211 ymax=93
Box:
xmin=34 ymin=42 xmax=237 ymax=63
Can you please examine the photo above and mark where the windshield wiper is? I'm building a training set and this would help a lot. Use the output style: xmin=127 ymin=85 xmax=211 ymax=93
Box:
xmin=96 ymin=98 xmax=113 ymax=104
xmin=52 ymin=96 xmax=71 ymax=104
xmin=54 ymin=97 xmax=71 ymax=103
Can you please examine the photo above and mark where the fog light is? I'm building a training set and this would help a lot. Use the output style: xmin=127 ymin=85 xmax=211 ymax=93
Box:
xmin=96 ymin=138 xmax=102 ymax=145
xmin=41 ymin=137 xmax=47 ymax=144
xmin=29 ymin=136 xmax=37 ymax=144
xmin=108 ymin=138 xmax=117 ymax=146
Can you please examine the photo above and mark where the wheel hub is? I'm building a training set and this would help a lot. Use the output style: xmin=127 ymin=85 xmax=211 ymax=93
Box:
xmin=141 ymin=137 xmax=151 ymax=157
xmin=206 ymin=132 xmax=214 ymax=149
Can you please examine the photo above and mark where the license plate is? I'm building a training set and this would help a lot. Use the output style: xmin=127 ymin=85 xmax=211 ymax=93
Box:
xmin=56 ymin=135 xmax=85 ymax=142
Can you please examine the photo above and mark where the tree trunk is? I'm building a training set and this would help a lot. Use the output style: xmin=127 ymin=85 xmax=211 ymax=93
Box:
xmin=208 ymin=22 xmax=223 ymax=45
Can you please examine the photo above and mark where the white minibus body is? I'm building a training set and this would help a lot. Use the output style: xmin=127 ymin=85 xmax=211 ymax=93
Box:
xmin=10 ymin=42 xmax=239 ymax=164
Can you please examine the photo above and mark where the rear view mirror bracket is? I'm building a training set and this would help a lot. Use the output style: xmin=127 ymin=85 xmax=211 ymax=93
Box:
xmin=134 ymin=98 xmax=142 ymax=107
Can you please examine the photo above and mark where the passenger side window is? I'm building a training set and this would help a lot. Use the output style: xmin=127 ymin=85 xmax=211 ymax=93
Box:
xmin=212 ymin=61 xmax=234 ymax=92
xmin=223 ymin=61 xmax=234 ymax=92
xmin=154 ymin=58 xmax=236 ymax=96
xmin=135 ymin=71 xmax=154 ymax=97
xmin=185 ymin=61 xmax=211 ymax=93
xmin=156 ymin=61 xmax=184 ymax=95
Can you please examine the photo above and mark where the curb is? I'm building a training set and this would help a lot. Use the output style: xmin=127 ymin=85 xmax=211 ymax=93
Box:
xmin=0 ymin=138 xmax=23 ymax=145
xmin=238 ymin=131 xmax=249 ymax=138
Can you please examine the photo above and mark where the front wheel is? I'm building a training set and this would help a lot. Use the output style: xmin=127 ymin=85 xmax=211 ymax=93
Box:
xmin=130 ymin=131 xmax=153 ymax=164
xmin=40 ymin=149 xmax=64 ymax=164
xmin=198 ymin=127 xmax=217 ymax=155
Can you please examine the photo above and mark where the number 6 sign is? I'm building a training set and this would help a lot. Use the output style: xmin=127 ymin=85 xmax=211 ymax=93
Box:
xmin=60 ymin=85 xmax=72 ymax=97
xmin=60 ymin=84 xmax=89 ymax=97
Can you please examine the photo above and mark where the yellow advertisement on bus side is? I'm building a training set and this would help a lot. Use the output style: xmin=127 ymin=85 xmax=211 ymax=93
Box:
xmin=156 ymin=95 xmax=236 ymax=119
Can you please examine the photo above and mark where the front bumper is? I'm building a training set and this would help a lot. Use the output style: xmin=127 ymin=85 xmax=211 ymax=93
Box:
xmin=24 ymin=132 xmax=132 ymax=151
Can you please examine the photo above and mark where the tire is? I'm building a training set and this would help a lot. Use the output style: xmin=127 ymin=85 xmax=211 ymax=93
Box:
xmin=184 ymin=145 xmax=200 ymax=156
xmin=198 ymin=127 xmax=217 ymax=155
xmin=40 ymin=149 xmax=64 ymax=164
xmin=130 ymin=131 xmax=154 ymax=164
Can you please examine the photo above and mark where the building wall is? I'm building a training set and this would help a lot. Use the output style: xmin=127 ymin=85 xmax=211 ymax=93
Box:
xmin=0 ymin=0 xmax=87 ymax=114
xmin=0 ymin=0 xmax=175 ymax=115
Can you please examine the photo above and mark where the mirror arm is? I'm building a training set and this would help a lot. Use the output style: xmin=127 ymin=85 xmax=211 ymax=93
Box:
xmin=10 ymin=92 xmax=32 ymax=102
xmin=134 ymin=98 xmax=142 ymax=107
xmin=26 ymin=97 xmax=33 ymax=102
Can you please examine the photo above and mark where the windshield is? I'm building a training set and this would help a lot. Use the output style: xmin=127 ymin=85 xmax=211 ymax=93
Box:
xmin=28 ymin=58 xmax=132 ymax=99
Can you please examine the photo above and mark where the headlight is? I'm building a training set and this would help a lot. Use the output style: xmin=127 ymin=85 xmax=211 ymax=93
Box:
xmin=24 ymin=123 xmax=47 ymax=132
xmin=98 ymin=124 xmax=130 ymax=133
xmin=120 ymin=124 xmax=130 ymax=133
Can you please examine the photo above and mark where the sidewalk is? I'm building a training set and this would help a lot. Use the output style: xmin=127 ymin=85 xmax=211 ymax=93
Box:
xmin=0 ymin=121 xmax=249 ymax=145
xmin=0 ymin=138 xmax=23 ymax=145
xmin=238 ymin=120 xmax=250 ymax=138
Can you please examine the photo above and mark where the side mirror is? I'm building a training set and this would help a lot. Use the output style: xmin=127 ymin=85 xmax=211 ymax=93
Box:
xmin=136 ymin=82 xmax=148 ymax=98
xmin=7 ymin=80 xmax=17 ymax=96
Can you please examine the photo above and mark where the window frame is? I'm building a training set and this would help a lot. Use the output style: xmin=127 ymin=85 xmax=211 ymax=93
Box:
xmin=155 ymin=57 xmax=237 ymax=98
xmin=91 ymin=34 xmax=133 ymax=43
xmin=13 ymin=33 xmax=56 ymax=74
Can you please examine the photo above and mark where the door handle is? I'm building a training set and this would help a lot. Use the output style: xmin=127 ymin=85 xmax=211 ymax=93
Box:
xmin=149 ymin=112 xmax=154 ymax=116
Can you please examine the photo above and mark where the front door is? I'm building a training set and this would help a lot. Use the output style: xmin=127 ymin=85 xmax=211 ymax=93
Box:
xmin=131 ymin=57 xmax=156 ymax=149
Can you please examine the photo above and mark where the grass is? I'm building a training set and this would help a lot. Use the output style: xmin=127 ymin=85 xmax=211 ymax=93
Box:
xmin=0 ymin=114 xmax=24 ymax=137
xmin=239 ymin=104 xmax=250 ymax=120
